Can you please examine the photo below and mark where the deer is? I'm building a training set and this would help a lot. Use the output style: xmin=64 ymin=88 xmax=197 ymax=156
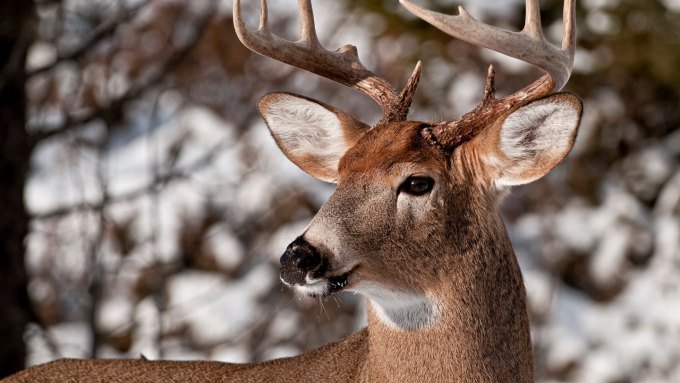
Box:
xmin=4 ymin=0 xmax=581 ymax=382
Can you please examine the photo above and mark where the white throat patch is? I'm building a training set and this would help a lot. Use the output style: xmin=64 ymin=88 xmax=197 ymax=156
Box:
xmin=352 ymin=283 xmax=440 ymax=331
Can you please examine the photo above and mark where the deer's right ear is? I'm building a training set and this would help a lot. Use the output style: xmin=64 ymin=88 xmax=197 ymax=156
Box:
xmin=258 ymin=92 xmax=370 ymax=183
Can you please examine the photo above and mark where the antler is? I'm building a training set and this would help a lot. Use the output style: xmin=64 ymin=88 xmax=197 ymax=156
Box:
xmin=401 ymin=0 xmax=577 ymax=150
xmin=401 ymin=0 xmax=575 ymax=94
xmin=234 ymin=0 xmax=422 ymax=125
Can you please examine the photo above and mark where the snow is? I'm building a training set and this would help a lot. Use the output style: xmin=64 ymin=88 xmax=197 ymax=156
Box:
xmin=515 ymin=148 xmax=680 ymax=381
xmin=26 ymin=42 xmax=57 ymax=72
xmin=267 ymin=311 xmax=300 ymax=341
xmin=447 ymin=72 xmax=484 ymax=116
xmin=27 ymin=321 xmax=92 ymax=366
xmin=130 ymin=297 xmax=163 ymax=359
xmin=587 ymin=11 xmax=622 ymax=35
xmin=211 ymin=345 xmax=250 ymax=364
xmin=202 ymin=225 xmax=245 ymax=271
xmin=164 ymin=266 xmax=275 ymax=348
xmin=429 ymin=0 xmax=521 ymax=19
xmin=553 ymin=200 xmax=601 ymax=253
xmin=589 ymin=224 xmax=628 ymax=287
xmin=662 ymin=0 xmax=680 ymax=11
xmin=97 ymin=293 xmax=135 ymax=335
xmin=261 ymin=345 xmax=299 ymax=361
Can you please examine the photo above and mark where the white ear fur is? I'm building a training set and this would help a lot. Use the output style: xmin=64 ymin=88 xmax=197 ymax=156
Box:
xmin=491 ymin=93 xmax=582 ymax=186
xmin=258 ymin=92 xmax=369 ymax=183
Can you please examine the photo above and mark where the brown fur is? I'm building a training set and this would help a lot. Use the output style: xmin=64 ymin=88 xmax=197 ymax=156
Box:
xmin=305 ymin=121 xmax=534 ymax=382
xmin=3 ymin=331 xmax=368 ymax=383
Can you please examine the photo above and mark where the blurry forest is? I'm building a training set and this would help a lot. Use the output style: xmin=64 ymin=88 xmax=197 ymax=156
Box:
xmin=0 ymin=0 xmax=679 ymax=381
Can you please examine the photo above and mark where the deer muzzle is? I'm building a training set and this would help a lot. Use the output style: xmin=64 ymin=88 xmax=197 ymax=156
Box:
xmin=279 ymin=236 xmax=324 ymax=286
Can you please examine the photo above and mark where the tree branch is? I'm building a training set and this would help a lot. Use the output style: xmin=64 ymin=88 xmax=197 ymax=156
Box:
xmin=30 ymin=137 xmax=231 ymax=220
xmin=27 ymin=0 xmax=151 ymax=78
xmin=0 ymin=17 xmax=35 ymax=92
xmin=29 ymin=2 xmax=215 ymax=144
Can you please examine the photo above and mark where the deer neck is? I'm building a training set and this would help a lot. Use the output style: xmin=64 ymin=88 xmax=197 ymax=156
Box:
xmin=360 ymin=214 xmax=533 ymax=383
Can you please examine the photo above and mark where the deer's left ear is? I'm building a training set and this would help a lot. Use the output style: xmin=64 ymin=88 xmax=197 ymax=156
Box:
xmin=486 ymin=93 xmax=583 ymax=186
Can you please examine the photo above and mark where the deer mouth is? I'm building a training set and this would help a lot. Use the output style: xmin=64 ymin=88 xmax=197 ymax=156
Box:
xmin=279 ymin=236 xmax=358 ymax=297
xmin=289 ymin=267 xmax=356 ymax=298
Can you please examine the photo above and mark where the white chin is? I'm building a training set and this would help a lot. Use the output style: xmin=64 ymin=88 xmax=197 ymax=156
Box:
xmin=294 ymin=280 xmax=330 ymax=297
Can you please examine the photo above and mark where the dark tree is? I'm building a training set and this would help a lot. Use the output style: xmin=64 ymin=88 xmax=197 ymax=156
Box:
xmin=0 ymin=0 xmax=36 ymax=377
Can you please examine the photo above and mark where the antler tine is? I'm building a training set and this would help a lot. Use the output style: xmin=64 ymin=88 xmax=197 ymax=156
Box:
xmin=298 ymin=0 xmax=320 ymax=47
xmin=258 ymin=0 xmax=268 ymax=31
xmin=400 ymin=0 xmax=576 ymax=93
xmin=562 ymin=0 xmax=577 ymax=55
xmin=523 ymin=0 xmax=542 ymax=38
xmin=234 ymin=0 xmax=422 ymax=123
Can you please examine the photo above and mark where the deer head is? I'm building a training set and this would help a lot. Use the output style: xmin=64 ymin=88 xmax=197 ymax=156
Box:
xmin=234 ymin=0 xmax=582 ymax=331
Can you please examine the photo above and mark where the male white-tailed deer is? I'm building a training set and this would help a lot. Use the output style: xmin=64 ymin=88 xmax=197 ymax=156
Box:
xmin=5 ymin=0 xmax=581 ymax=382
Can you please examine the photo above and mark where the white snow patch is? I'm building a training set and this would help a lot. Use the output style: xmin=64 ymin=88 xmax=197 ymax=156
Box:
xmin=203 ymin=225 xmax=245 ymax=271
xmin=26 ymin=42 xmax=57 ymax=71
xmin=261 ymin=345 xmax=299 ymax=361
xmin=212 ymin=345 xmax=250 ymax=364
xmin=97 ymin=293 xmax=135 ymax=335
xmin=164 ymin=266 xmax=275 ymax=347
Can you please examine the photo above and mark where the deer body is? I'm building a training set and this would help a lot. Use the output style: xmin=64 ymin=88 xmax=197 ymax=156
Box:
xmin=6 ymin=330 xmax=367 ymax=382
xmin=4 ymin=0 xmax=582 ymax=381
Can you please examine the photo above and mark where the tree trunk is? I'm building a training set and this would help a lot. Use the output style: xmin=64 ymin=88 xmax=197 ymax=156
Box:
xmin=0 ymin=0 xmax=35 ymax=378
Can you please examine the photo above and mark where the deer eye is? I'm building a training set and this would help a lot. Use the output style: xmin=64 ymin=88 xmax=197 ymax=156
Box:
xmin=399 ymin=176 xmax=434 ymax=196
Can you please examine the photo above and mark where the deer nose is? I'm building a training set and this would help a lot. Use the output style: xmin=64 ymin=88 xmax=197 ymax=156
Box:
xmin=280 ymin=237 xmax=323 ymax=286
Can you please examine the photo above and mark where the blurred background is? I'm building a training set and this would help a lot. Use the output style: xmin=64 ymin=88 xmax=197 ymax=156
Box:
xmin=1 ymin=0 xmax=679 ymax=381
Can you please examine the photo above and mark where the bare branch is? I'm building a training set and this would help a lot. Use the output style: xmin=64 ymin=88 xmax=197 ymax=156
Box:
xmin=30 ymin=138 xmax=231 ymax=220
xmin=0 ymin=18 xmax=35 ymax=92
xmin=29 ymin=2 xmax=216 ymax=143
xmin=27 ymin=0 xmax=152 ymax=78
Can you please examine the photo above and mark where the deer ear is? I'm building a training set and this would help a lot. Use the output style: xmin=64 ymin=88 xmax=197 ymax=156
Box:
xmin=487 ymin=93 xmax=583 ymax=187
xmin=258 ymin=92 xmax=370 ymax=183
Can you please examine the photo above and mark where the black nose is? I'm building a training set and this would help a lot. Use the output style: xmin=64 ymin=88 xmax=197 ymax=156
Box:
xmin=280 ymin=237 xmax=323 ymax=286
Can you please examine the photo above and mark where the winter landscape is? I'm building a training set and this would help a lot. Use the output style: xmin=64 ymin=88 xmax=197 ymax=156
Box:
xmin=1 ymin=0 xmax=679 ymax=381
